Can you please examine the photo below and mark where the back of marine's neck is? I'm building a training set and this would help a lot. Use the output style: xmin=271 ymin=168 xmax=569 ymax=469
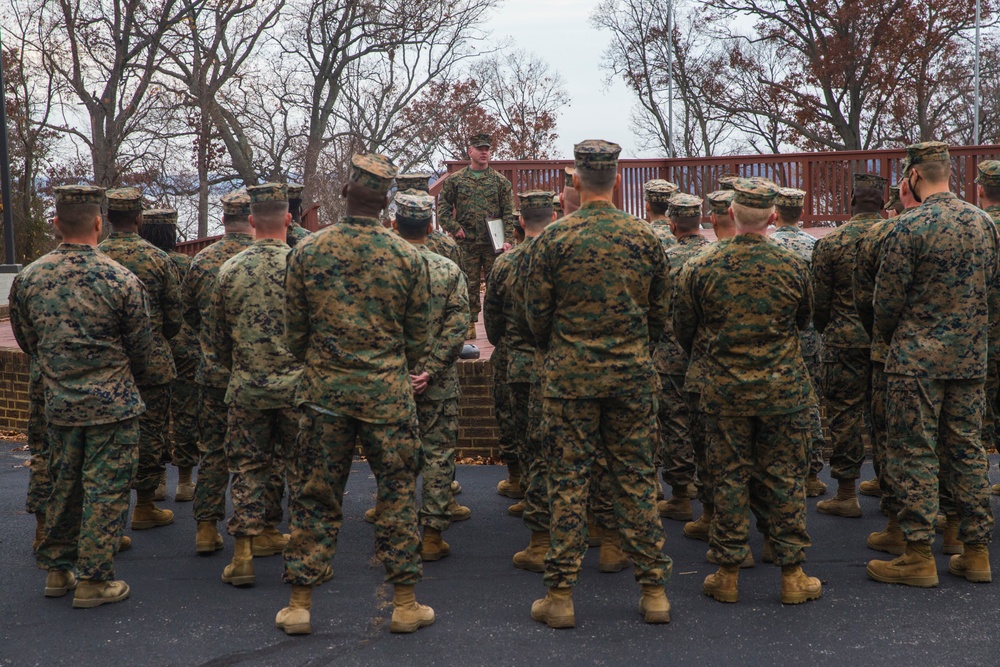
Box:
xmin=579 ymin=190 xmax=614 ymax=206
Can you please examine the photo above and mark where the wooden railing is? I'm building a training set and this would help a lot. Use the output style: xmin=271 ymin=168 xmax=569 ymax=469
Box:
xmin=176 ymin=203 xmax=322 ymax=257
xmin=433 ymin=145 xmax=1000 ymax=227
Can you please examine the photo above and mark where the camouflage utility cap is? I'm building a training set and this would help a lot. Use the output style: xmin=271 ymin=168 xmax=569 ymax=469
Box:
xmin=718 ymin=175 xmax=739 ymax=191
xmin=904 ymin=141 xmax=950 ymax=174
xmin=975 ymin=160 xmax=1000 ymax=187
xmin=884 ymin=184 xmax=901 ymax=210
xmin=668 ymin=192 xmax=703 ymax=218
xmin=469 ymin=132 xmax=492 ymax=148
xmin=552 ymin=194 xmax=562 ymax=212
xmin=396 ymin=173 xmax=431 ymax=193
xmin=221 ymin=189 xmax=251 ymax=216
xmin=733 ymin=177 xmax=779 ymax=208
xmin=644 ymin=179 xmax=680 ymax=204
xmin=143 ymin=208 xmax=178 ymax=225
xmin=518 ymin=190 xmax=555 ymax=211
xmin=574 ymin=140 xmax=621 ymax=170
xmin=707 ymin=189 xmax=736 ymax=214
xmin=564 ymin=166 xmax=576 ymax=188
xmin=853 ymin=172 xmax=888 ymax=191
xmin=287 ymin=182 xmax=304 ymax=200
xmin=395 ymin=191 xmax=434 ymax=220
xmin=106 ymin=187 xmax=143 ymax=212
xmin=248 ymin=182 xmax=288 ymax=203
xmin=775 ymin=188 xmax=806 ymax=208
xmin=54 ymin=185 xmax=105 ymax=206
xmin=351 ymin=153 xmax=397 ymax=193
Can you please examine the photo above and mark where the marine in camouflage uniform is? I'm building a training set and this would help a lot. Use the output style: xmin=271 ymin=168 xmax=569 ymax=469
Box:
xmin=976 ymin=161 xmax=1000 ymax=496
xmin=525 ymin=141 xmax=671 ymax=628
xmin=390 ymin=191 xmax=470 ymax=560
xmin=213 ymin=183 xmax=303 ymax=586
xmin=183 ymin=190 xmax=255 ymax=552
xmin=10 ymin=184 xmax=152 ymax=606
xmin=674 ymin=177 xmax=821 ymax=605
xmin=653 ymin=191 xmax=704 ymax=522
xmin=811 ymin=172 xmax=884 ymax=517
xmin=644 ymin=179 xmax=680 ymax=251
xmin=437 ymin=132 xmax=514 ymax=335
xmin=138 ymin=211 xmax=201 ymax=502
xmin=396 ymin=173 xmax=465 ymax=280
xmin=770 ymin=188 xmax=827 ymax=496
xmin=99 ymin=191 xmax=182 ymax=530
xmin=278 ymin=153 xmax=435 ymax=636
xmin=869 ymin=142 xmax=997 ymax=587
xmin=286 ymin=182 xmax=311 ymax=247
xmin=26 ymin=347 xmax=52 ymax=552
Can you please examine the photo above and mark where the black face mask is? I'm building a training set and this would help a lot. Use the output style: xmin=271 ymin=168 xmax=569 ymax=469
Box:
xmin=908 ymin=173 xmax=922 ymax=204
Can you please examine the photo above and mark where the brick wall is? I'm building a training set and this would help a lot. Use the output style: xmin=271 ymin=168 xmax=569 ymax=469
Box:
xmin=0 ymin=348 xmax=30 ymax=429
xmin=456 ymin=358 xmax=500 ymax=459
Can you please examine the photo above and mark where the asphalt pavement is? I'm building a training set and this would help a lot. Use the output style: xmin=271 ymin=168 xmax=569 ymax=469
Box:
xmin=2 ymin=445 xmax=999 ymax=666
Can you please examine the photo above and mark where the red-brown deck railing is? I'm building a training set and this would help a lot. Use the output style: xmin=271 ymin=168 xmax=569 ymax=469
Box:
xmin=177 ymin=145 xmax=1000 ymax=255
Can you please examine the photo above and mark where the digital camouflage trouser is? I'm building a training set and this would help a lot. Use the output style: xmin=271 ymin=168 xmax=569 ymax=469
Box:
xmin=657 ymin=374 xmax=695 ymax=490
xmin=417 ymin=397 xmax=459 ymax=532
xmin=225 ymin=405 xmax=296 ymax=537
xmin=688 ymin=393 xmax=712 ymax=509
xmin=194 ymin=386 xmax=230 ymax=522
xmin=25 ymin=372 xmax=51 ymax=515
xmin=804 ymin=352 xmax=825 ymax=477
xmin=705 ymin=410 xmax=811 ymax=568
xmin=135 ymin=384 xmax=170 ymax=493
xmin=822 ymin=347 xmax=873 ymax=481
xmin=458 ymin=240 xmax=497 ymax=322
xmin=37 ymin=418 xmax=138 ymax=581
xmin=510 ymin=381 xmax=550 ymax=533
xmin=493 ymin=345 xmax=518 ymax=467
xmin=542 ymin=394 xmax=671 ymax=589
xmin=885 ymin=375 xmax=994 ymax=545
xmin=283 ymin=408 xmax=422 ymax=587
xmin=170 ymin=377 xmax=200 ymax=469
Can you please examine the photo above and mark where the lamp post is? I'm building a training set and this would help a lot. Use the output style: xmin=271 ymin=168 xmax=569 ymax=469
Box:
xmin=974 ymin=0 xmax=981 ymax=145
xmin=0 ymin=27 xmax=19 ymax=270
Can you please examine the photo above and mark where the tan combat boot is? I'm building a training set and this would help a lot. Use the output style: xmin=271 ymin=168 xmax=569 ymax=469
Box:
xmin=599 ymin=530 xmax=630 ymax=573
xmin=508 ymin=500 xmax=526 ymax=517
xmin=530 ymin=587 xmax=574 ymax=628
xmin=390 ymin=584 xmax=435 ymax=633
xmin=703 ymin=565 xmax=739 ymax=603
xmin=780 ymin=565 xmax=822 ymax=604
xmin=33 ymin=512 xmax=45 ymax=551
xmin=657 ymin=486 xmax=693 ymax=521
xmin=683 ymin=508 xmax=713 ymax=542
xmin=275 ymin=585 xmax=312 ymax=635
xmin=935 ymin=513 xmax=947 ymax=534
xmin=949 ymin=543 xmax=992 ymax=583
xmin=513 ymin=531 xmax=548 ymax=572
xmin=707 ymin=548 xmax=755 ymax=568
xmin=858 ymin=478 xmax=882 ymax=497
xmin=420 ymin=527 xmax=451 ymax=561
xmin=196 ymin=520 xmax=224 ymax=555
xmin=655 ymin=483 xmax=664 ymax=501
xmin=118 ymin=536 xmax=132 ymax=553
xmin=175 ymin=466 xmax=195 ymax=502
xmin=448 ymin=497 xmax=471 ymax=522
xmin=762 ymin=539 xmax=774 ymax=564
xmin=153 ymin=471 xmax=167 ymax=501
xmin=587 ymin=519 xmax=602 ymax=547
xmin=44 ymin=569 xmax=78 ymax=597
xmin=639 ymin=584 xmax=671 ymax=624
xmin=364 ymin=507 xmax=378 ymax=524
xmin=253 ymin=526 xmax=290 ymax=557
xmin=466 ymin=323 xmax=478 ymax=340
xmin=131 ymin=489 xmax=174 ymax=529
xmin=867 ymin=542 xmax=938 ymax=587
xmin=941 ymin=515 xmax=963 ymax=555
xmin=72 ymin=579 xmax=130 ymax=608
xmin=805 ymin=474 xmax=828 ymax=497
xmin=815 ymin=479 xmax=862 ymax=518
xmin=497 ymin=464 xmax=524 ymax=499
xmin=867 ymin=517 xmax=905 ymax=555
xmin=450 ymin=479 xmax=462 ymax=496
xmin=992 ymin=483 xmax=1000 ymax=496
xmin=222 ymin=536 xmax=255 ymax=586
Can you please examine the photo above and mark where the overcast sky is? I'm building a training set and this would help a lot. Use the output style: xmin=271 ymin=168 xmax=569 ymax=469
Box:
xmin=485 ymin=0 xmax=647 ymax=159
